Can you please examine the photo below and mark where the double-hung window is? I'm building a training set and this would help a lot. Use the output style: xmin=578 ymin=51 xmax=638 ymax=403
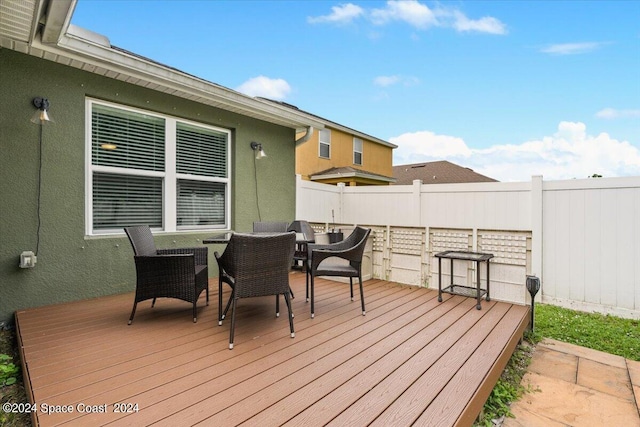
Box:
xmin=86 ymin=99 xmax=231 ymax=235
xmin=353 ymin=137 xmax=363 ymax=166
xmin=319 ymin=128 xmax=331 ymax=159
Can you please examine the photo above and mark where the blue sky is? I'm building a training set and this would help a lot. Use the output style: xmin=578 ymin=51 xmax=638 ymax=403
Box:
xmin=72 ymin=0 xmax=640 ymax=181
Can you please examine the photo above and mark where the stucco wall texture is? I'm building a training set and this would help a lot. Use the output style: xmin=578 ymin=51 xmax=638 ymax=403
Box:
xmin=0 ymin=49 xmax=297 ymax=324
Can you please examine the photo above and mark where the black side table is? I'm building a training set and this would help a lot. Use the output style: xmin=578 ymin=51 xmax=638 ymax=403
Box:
xmin=435 ymin=250 xmax=494 ymax=310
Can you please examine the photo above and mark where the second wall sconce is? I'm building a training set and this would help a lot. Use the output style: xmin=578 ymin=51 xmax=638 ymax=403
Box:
xmin=31 ymin=97 xmax=54 ymax=124
xmin=250 ymin=141 xmax=267 ymax=160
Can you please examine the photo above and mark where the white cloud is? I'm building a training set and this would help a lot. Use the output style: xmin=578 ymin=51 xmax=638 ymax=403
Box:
xmin=540 ymin=42 xmax=606 ymax=55
xmin=451 ymin=11 xmax=507 ymax=35
xmin=312 ymin=1 xmax=506 ymax=35
xmin=596 ymin=108 xmax=640 ymax=119
xmin=374 ymin=75 xmax=401 ymax=87
xmin=370 ymin=0 xmax=438 ymax=29
xmin=235 ymin=76 xmax=291 ymax=100
xmin=308 ymin=3 xmax=364 ymax=24
xmin=374 ymin=75 xmax=420 ymax=87
xmin=391 ymin=122 xmax=640 ymax=181
xmin=391 ymin=131 xmax=472 ymax=158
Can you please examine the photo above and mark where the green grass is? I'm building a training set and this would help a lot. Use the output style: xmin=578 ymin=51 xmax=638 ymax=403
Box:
xmin=0 ymin=328 xmax=31 ymax=427
xmin=533 ymin=303 xmax=640 ymax=361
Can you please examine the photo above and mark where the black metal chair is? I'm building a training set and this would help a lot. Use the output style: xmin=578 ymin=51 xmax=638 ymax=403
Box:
xmin=287 ymin=220 xmax=316 ymax=297
xmin=215 ymin=232 xmax=296 ymax=349
xmin=307 ymin=226 xmax=371 ymax=318
xmin=124 ymin=225 xmax=209 ymax=324
xmin=252 ymin=221 xmax=289 ymax=233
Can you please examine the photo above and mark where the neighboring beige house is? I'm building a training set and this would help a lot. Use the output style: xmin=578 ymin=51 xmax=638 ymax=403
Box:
xmin=393 ymin=160 xmax=497 ymax=185
xmin=260 ymin=99 xmax=396 ymax=186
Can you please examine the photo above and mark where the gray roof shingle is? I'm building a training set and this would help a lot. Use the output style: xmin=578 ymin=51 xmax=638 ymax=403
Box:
xmin=392 ymin=160 xmax=497 ymax=185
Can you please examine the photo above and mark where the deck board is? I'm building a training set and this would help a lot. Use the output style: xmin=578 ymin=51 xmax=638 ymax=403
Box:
xmin=15 ymin=273 xmax=529 ymax=427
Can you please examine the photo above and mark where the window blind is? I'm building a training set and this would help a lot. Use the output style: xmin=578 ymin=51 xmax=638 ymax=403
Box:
xmin=354 ymin=138 xmax=363 ymax=165
xmin=319 ymin=129 xmax=331 ymax=158
xmin=92 ymin=104 xmax=165 ymax=172
xmin=176 ymin=122 xmax=227 ymax=178
xmin=93 ymin=173 xmax=163 ymax=230
xmin=177 ymin=180 xmax=226 ymax=227
xmin=87 ymin=99 xmax=231 ymax=234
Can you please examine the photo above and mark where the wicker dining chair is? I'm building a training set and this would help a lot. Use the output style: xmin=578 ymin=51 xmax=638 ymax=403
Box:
xmin=254 ymin=220 xmax=296 ymax=299
xmin=287 ymin=220 xmax=316 ymax=294
xmin=215 ymin=232 xmax=296 ymax=349
xmin=124 ymin=225 xmax=209 ymax=324
xmin=307 ymin=226 xmax=371 ymax=318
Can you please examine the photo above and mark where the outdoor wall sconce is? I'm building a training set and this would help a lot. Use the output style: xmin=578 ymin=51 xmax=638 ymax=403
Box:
xmin=526 ymin=275 xmax=541 ymax=331
xmin=250 ymin=141 xmax=267 ymax=159
xmin=23 ymin=96 xmax=54 ymax=269
xmin=31 ymin=97 xmax=54 ymax=124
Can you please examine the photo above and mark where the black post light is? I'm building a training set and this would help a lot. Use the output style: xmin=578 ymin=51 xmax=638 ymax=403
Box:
xmin=526 ymin=275 xmax=541 ymax=331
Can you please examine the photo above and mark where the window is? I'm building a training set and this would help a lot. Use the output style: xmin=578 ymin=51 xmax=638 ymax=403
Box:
xmin=353 ymin=137 xmax=363 ymax=165
xmin=86 ymin=99 xmax=231 ymax=235
xmin=319 ymin=129 xmax=331 ymax=158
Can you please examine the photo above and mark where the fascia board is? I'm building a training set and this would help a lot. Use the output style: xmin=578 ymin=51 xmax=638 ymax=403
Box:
xmin=311 ymin=172 xmax=396 ymax=183
xmin=41 ymin=0 xmax=76 ymax=44
xmin=55 ymin=34 xmax=324 ymax=128
xmin=29 ymin=24 xmax=324 ymax=129
xmin=332 ymin=126 xmax=397 ymax=149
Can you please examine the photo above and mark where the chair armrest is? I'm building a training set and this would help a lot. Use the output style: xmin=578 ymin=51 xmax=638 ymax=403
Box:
xmin=214 ymin=250 xmax=234 ymax=279
xmin=309 ymin=247 xmax=362 ymax=270
xmin=158 ymin=246 xmax=208 ymax=266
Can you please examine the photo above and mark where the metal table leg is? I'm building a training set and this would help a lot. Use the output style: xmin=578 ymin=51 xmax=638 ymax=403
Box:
xmin=437 ymin=257 xmax=443 ymax=302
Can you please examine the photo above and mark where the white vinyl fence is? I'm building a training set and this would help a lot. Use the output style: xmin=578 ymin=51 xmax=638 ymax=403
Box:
xmin=296 ymin=175 xmax=640 ymax=319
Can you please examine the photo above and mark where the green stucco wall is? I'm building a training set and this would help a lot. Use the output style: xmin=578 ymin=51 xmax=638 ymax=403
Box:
xmin=0 ymin=49 xmax=297 ymax=324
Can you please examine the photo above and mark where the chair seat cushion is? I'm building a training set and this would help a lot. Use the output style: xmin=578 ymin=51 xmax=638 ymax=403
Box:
xmin=314 ymin=263 xmax=358 ymax=277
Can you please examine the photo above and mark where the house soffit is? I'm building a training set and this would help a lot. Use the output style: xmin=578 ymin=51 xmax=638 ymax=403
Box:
xmin=0 ymin=0 xmax=325 ymax=131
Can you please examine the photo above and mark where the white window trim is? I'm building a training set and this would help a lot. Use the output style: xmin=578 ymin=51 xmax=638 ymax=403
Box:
xmin=319 ymin=129 xmax=331 ymax=159
xmin=353 ymin=137 xmax=363 ymax=166
xmin=85 ymin=98 xmax=232 ymax=236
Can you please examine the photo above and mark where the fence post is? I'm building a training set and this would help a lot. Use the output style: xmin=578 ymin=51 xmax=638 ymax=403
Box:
xmin=337 ymin=182 xmax=345 ymax=225
xmin=531 ymin=175 xmax=543 ymax=300
xmin=412 ymin=179 xmax=422 ymax=226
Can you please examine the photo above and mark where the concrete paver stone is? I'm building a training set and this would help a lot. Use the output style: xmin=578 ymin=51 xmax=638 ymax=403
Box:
xmin=504 ymin=339 xmax=640 ymax=427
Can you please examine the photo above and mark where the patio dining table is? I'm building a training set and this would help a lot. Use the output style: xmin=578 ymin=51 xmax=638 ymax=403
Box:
xmin=203 ymin=231 xmax=236 ymax=244
xmin=203 ymin=231 xmax=308 ymax=245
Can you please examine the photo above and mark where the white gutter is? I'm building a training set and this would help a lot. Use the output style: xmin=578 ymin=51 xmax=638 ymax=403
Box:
xmin=295 ymin=126 xmax=314 ymax=145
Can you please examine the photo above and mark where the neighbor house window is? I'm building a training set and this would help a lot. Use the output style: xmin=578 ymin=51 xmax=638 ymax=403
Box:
xmin=319 ymin=128 xmax=331 ymax=158
xmin=353 ymin=137 xmax=363 ymax=165
xmin=86 ymin=99 xmax=231 ymax=235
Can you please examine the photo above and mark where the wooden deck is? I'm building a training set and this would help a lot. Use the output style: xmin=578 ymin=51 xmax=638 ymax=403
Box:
xmin=15 ymin=273 xmax=529 ymax=427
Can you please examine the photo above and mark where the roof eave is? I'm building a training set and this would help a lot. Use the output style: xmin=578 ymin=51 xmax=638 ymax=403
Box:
xmin=311 ymin=171 xmax=396 ymax=183
xmin=12 ymin=0 xmax=325 ymax=131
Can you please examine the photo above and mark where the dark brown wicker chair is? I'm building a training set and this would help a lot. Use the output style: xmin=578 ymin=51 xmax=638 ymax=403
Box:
xmin=215 ymin=232 xmax=296 ymax=349
xmin=252 ymin=221 xmax=289 ymax=233
xmin=307 ymin=226 xmax=371 ymax=318
xmin=287 ymin=220 xmax=316 ymax=295
xmin=124 ymin=225 xmax=209 ymax=324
